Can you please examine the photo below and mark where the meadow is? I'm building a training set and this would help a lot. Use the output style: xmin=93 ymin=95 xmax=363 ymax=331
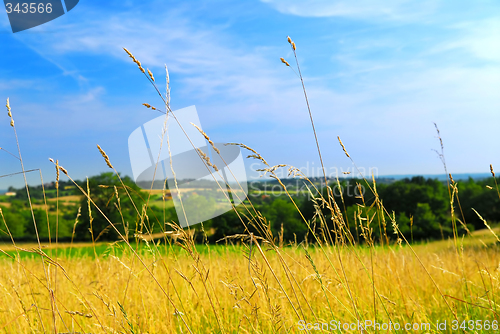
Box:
xmin=1 ymin=38 xmax=500 ymax=333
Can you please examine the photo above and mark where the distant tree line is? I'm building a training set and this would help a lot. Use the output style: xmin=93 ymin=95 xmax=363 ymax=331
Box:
xmin=207 ymin=176 xmax=499 ymax=244
xmin=0 ymin=173 xmax=498 ymax=244
xmin=0 ymin=173 xmax=170 ymax=242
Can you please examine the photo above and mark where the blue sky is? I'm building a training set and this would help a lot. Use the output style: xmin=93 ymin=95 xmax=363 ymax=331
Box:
xmin=1 ymin=0 xmax=499 ymax=188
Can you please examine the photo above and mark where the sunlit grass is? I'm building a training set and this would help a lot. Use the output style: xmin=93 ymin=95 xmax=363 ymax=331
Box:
xmin=0 ymin=240 xmax=498 ymax=333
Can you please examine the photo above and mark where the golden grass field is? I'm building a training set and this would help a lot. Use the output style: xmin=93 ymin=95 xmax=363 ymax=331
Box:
xmin=1 ymin=39 xmax=500 ymax=333
xmin=0 ymin=233 xmax=499 ymax=333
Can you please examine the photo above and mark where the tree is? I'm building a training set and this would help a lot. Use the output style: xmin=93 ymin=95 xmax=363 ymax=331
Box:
xmin=262 ymin=198 xmax=306 ymax=243
xmin=75 ymin=173 xmax=147 ymax=241
xmin=411 ymin=203 xmax=451 ymax=240
xmin=0 ymin=209 xmax=26 ymax=240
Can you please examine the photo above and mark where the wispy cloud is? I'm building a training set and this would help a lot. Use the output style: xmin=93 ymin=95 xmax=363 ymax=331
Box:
xmin=260 ymin=0 xmax=439 ymax=21
xmin=0 ymin=79 xmax=38 ymax=91
xmin=426 ymin=19 xmax=500 ymax=63
xmin=12 ymin=3 xmax=296 ymax=116
xmin=6 ymin=4 xmax=344 ymax=156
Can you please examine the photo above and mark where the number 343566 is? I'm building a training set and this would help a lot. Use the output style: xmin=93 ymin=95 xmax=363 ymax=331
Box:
xmin=5 ymin=3 xmax=53 ymax=14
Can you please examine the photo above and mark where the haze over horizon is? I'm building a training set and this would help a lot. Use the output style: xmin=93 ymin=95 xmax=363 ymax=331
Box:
xmin=1 ymin=0 xmax=499 ymax=189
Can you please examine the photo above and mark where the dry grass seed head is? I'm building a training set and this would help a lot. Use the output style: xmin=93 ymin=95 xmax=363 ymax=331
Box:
xmin=123 ymin=47 xmax=145 ymax=73
xmin=59 ymin=166 xmax=68 ymax=176
xmin=196 ymin=148 xmax=218 ymax=172
xmin=6 ymin=98 xmax=14 ymax=127
xmin=165 ymin=64 xmax=171 ymax=108
xmin=280 ymin=57 xmax=290 ymax=66
xmin=55 ymin=159 xmax=60 ymax=189
xmin=97 ymin=144 xmax=114 ymax=169
xmin=142 ymin=103 xmax=159 ymax=111
xmin=491 ymin=164 xmax=495 ymax=178
xmin=114 ymin=185 xmax=120 ymax=204
xmin=337 ymin=136 xmax=350 ymax=158
xmin=225 ymin=143 xmax=269 ymax=166
xmin=147 ymin=68 xmax=155 ymax=82
xmin=191 ymin=123 xmax=220 ymax=154
xmin=123 ymin=48 xmax=134 ymax=60
xmin=49 ymin=158 xmax=68 ymax=175
xmin=6 ymin=98 xmax=11 ymax=117
xmin=65 ymin=310 xmax=92 ymax=318
xmin=287 ymin=166 xmax=308 ymax=179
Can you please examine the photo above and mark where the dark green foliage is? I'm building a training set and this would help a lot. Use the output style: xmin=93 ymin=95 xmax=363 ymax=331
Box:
xmin=261 ymin=198 xmax=306 ymax=242
xmin=207 ymin=210 xmax=244 ymax=243
xmin=375 ymin=177 xmax=452 ymax=239
xmin=0 ymin=208 xmax=27 ymax=239
xmin=455 ymin=177 xmax=500 ymax=230
xmin=2 ymin=174 xmax=499 ymax=244
xmin=75 ymin=172 xmax=146 ymax=241
xmin=0 ymin=201 xmax=74 ymax=241
xmin=300 ymin=176 xmax=499 ymax=243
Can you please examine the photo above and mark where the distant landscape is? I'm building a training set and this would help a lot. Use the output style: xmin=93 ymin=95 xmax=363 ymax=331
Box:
xmin=0 ymin=172 xmax=492 ymax=195
xmin=1 ymin=171 xmax=498 ymax=244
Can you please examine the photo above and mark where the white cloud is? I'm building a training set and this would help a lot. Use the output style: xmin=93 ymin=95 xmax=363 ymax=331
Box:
xmin=9 ymin=4 xmax=308 ymax=128
xmin=426 ymin=19 xmax=500 ymax=63
xmin=0 ymin=79 xmax=37 ymax=91
xmin=260 ymin=0 xmax=438 ymax=21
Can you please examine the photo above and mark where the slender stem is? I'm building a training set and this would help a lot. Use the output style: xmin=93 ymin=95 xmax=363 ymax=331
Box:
xmin=291 ymin=48 xmax=329 ymax=190
xmin=291 ymin=41 xmax=360 ymax=322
